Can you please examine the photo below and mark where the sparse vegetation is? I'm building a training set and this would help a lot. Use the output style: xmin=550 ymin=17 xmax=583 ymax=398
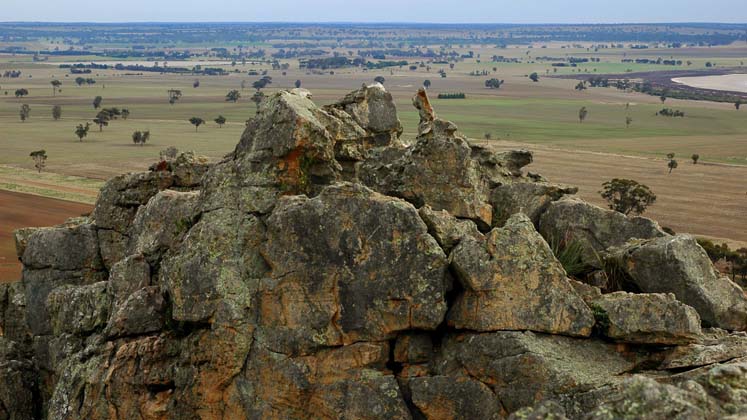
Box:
xmin=600 ymin=178 xmax=656 ymax=215
xmin=131 ymin=130 xmax=150 ymax=146
xmin=29 ymin=150 xmax=47 ymax=173
xmin=189 ymin=117 xmax=205 ymax=131
xmin=19 ymin=104 xmax=30 ymax=122
xmin=74 ymin=123 xmax=91 ymax=141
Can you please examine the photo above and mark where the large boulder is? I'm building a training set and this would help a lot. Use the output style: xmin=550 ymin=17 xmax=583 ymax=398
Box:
xmin=92 ymin=171 xmax=175 ymax=268
xmin=159 ymin=208 xmax=267 ymax=324
xmin=608 ymin=235 xmax=747 ymax=331
xmin=435 ymin=331 xmax=639 ymax=415
xmin=539 ymin=197 xmax=666 ymax=267
xmin=0 ymin=337 xmax=36 ymax=420
xmin=46 ymin=282 xmax=110 ymax=336
xmin=244 ymin=342 xmax=411 ymax=419
xmin=660 ymin=330 xmax=747 ymax=370
xmin=360 ymin=89 xmax=530 ymax=230
xmin=128 ymin=189 xmax=200 ymax=263
xmin=325 ymin=82 xmax=403 ymax=147
xmin=17 ymin=220 xmax=106 ymax=335
xmin=448 ymin=213 xmax=594 ymax=337
xmin=409 ymin=375 xmax=504 ymax=420
xmin=590 ymin=292 xmax=702 ymax=345
xmin=258 ymin=182 xmax=448 ymax=355
xmin=417 ymin=205 xmax=481 ymax=254
xmin=585 ymin=376 xmax=717 ymax=420
xmin=490 ymin=182 xmax=577 ymax=228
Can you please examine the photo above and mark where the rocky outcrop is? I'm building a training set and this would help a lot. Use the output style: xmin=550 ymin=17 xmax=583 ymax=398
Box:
xmin=589 ymin=292 xmax=702 ymax=345
xmin=539 ymin=197 xmax=667 ymax=267
xmin=608 ymin=234 xmax=747 ymax=331
xmin=448 ymin=213 xmax=594 ymax=337
xmin=4 ymin=85 xmax=747 ymax=419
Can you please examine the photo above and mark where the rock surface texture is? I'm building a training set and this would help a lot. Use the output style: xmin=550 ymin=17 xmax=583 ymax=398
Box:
xmin=4 ymin=86 xmax=747 ymax=419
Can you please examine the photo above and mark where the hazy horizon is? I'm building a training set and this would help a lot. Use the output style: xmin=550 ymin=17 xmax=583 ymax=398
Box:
xmin=2 ymin=0 xmax=747 ymax=24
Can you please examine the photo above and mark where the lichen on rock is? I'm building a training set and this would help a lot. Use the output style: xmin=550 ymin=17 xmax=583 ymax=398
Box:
xmin=4 ymin=84 xmax=747 ymax=419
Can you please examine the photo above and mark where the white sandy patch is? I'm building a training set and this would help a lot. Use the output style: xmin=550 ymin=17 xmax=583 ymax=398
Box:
xmin=672 ymin=74 xmax=747 ymax=93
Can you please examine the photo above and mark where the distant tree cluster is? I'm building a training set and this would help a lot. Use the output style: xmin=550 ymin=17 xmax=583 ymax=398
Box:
xmin=132 ymin=130 xmax=150 ymax=146
xmin=697 ymin=239 xmax=747 ymax=284
xmin=484 ymin=78 xmax=504 ymax=89
xmin=657 ymin=108 xmax=685 ymax=117
xmin=437 ymin=92 xmax=466 ymax=99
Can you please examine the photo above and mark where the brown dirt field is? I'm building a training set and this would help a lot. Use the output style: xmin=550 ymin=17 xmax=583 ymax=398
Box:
xmin=486 ymin=141 xmax=747 ymax=249
xmin=0 ymin=190 xmax=92 ymax=283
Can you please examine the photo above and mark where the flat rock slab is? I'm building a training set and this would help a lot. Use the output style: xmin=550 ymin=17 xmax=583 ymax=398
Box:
xmin=591 ymin=291 xmax=702 ymax=345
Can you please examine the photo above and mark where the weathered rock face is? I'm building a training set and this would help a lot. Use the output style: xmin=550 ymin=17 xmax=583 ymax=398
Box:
xmin=539 ymin=197 xmax=666 ymax=267
xmin=259 ymin=182 xmax=448 ymax=354
xmin=589 ymin=292 xmax=702 ymax=345
xmin=359 ymin=88 xmax=533 ymax=230
xmin=434 ymin=331 xmax=638 ymax=415
xmin=448 ymin=213 xmax=594 ymax=337
xmin=5 ymin=85 xmax=747 ymax=419
xmin=608 ymin=234 xmax=747 ymax=331
xmin=490 ymin=182 xmax=577 ymax=228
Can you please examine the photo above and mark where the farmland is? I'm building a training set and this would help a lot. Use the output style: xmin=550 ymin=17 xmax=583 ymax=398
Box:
xmin=0 ymin=22 xmax=746 ymax=280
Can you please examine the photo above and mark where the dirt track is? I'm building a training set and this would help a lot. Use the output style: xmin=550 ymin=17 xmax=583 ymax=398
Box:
xmin=0 ymin=190 xmax=92 ymax=283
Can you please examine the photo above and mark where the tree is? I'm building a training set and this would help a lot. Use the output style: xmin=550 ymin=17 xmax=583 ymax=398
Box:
xmin=75 ymin=122 xmax=91 ymax=141
xmin=29 ymin=150 xmax=47 ymax=173
xmin=374 ymin=76 xmax=386 ymax=84
xmin=19 ymin=104 xmax=30 ymax=122
xmin=484 ymin=78 xmax=504 ymax=89
xmin=691 ymin=153 xmax=700 ymax=164
xmin=484 ymin=132 xmax=492 ymax=140
xmin=215 ymin=115 xmax=226 ymax=128
xmin=14 ymin=88 xmax=28 ymax=98
xmin=121 ymin=109 xmax=130 ymax=120
xmin=252 ymin=76 xmax=272 ymax=91
xmin=75 ymin=77 xmax=86 ymax=87
xmin=626 ymin=116 xmax=633 ymax=128
xmin=50 ymin=79 xmax=61 ymax=96
xmin=529 ymin=72 xmax=539 ymax=82
xmin=189 ymin=117 xmax=205 ymax=132
xmin=660 ymin=95 xmax=667 ymax=104
xmin=132 ymin=130 xmax=150 ymax=146
xmin=167 ymin=89 xmax=182 ymax=105
xmin=295 ymin=80 xmax=302 ymax=89
xmin=93 ymin=96 xmax=102 ymax=109
xmin=52 ymin=105 xmax=62 ymax=121
xmin=668 ymin=158 xmax=679 ymax=174
xmin=225 ymin=90 xmax=241 ymax=103
xmin=93 ymin=110 xmax=110 ymax=131
xmin=193 ymin=79 xmax=200 ymax=88
xmin=575 ymin=81 xmax=587 ymax=91
xmin=736 ymin=100 xmax=742 ymax=110
xmin=600 ymin=178 xmax=656 ymax=216
xmin=578 ymin=106 xmax=588 ymax=123
xmin=251 ymin=91 xmax=265 ymax=113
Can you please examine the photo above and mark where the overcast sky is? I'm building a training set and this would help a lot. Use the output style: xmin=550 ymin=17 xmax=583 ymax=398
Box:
xmin=2 ymin=0 xmax=746 ymax=23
